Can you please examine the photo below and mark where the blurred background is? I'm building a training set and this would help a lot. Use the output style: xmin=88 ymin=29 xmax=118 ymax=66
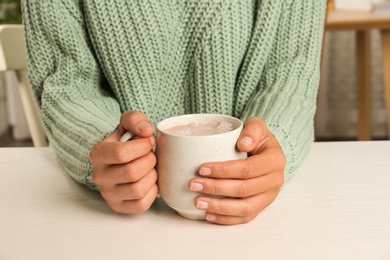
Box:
xmin=0 ymin=0 xmax=28 ymax=147
xmin=317 ymin=0 xmax=390 ymax=141
xmin=0 ymin=0 xmax=389 ymax=147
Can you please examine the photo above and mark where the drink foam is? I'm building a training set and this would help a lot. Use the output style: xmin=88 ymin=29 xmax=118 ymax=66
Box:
xmin=164 ymin=120 xmax=235 ymax=136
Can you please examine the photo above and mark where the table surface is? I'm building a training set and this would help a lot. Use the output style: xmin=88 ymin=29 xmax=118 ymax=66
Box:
xmin=1 ymin=142 xmax=390 ymax=260
xmin=326 ymin=9 xmax=390 ymax=30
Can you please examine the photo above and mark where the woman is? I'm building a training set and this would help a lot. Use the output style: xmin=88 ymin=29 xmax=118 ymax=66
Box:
xmin=22 ymin=0 xmax=326 ymax=225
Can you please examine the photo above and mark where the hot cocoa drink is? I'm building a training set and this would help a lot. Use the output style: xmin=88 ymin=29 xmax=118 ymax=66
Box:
xmin=164 ymin=120 xmax=235 ymax=136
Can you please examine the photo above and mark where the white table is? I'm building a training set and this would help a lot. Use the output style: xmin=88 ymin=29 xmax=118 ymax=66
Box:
xmin=1 ymin=142 xmax=390 ymax=259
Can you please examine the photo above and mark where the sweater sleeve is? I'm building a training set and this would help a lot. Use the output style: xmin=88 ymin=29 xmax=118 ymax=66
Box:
xmin=22 ymin=1 xmax=121 ymax=190
xmin=237 ymin=1 xmax=326 ymax=181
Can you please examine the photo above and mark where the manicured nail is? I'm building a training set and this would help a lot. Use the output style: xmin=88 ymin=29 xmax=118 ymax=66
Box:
xmin=190 ymin=182 xmax=203 ymax=192
xmin=196 ymin=200 xmax=209 ymax=210
xmin=199 ymin=167 xmax=212 ymax=176
xmin=206 ymin=213 xmax=217 ymax=222
xmin=139 ymin=121 xmax=152 ymax=131
xmin=240 ymin=137 xmax=253 ymax=147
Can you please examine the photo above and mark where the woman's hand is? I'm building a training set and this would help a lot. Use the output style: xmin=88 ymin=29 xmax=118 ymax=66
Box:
xmin=90 ymin=111 xmax=158 ymax=214
xmin=188 ymin=117 xmax=286 ymax=225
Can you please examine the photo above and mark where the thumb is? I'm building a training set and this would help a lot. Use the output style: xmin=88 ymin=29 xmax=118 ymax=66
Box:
xmin=237 ymin=117 xmax=270 ymax=154
xmin=106 ymin=111 xmax=154 ymax=143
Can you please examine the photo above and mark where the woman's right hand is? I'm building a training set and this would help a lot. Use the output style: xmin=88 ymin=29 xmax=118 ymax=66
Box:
xmin=90 ymin=111 xmax=158 ymax=213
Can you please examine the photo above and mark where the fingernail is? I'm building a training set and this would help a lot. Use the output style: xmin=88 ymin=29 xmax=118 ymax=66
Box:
xmin=139 ymin=121 xmax=152 ymax=131
xmin=189 ymin=182 xmax=203 ymax=192
xmin=199 ymin=167 xmax=211 ymax=176
xmin=206 ymin=213 xmax=217 ymax=222
xmin=149 ymin=136 xmax=155 ymax=146
xmin=240 ymin=137 xmax=253 ymax=147
xmin=196 ymin=200 xmax=209 ymax=210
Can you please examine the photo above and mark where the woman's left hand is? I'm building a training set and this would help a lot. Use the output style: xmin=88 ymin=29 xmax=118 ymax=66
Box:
xmin=188 ymin=117 xmax=286 ymax=225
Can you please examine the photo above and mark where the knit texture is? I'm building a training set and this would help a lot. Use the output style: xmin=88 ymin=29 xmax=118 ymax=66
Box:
xmin=22 ymin=0 xmax=326 ymax=190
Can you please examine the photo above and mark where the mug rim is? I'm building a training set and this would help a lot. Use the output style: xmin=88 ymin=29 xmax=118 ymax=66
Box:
xmin=156 ymin=113 xmax=243 ymax=138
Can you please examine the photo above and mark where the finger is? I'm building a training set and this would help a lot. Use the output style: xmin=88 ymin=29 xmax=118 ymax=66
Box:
xmin=189 ymin=171 xmax=284 ymax=198
xmin=198 ymin=149 xmax=286 ymax=179
xmin=111 ymin=168 xmax=158 ymax=200
xmin=194 ymin=191 xmax=279 ymax=225
xmin=237 ymin=117 xmax=268 ymax=153
xmin=108 ymin=184 xmax=159 ymax=214
xmin=119 ymin=111 xmax=154 ymax=138
xmin=101 ymin=168 xmax=157 ymax=209
xmin=96 ymin=152 xmax=156 ymax=185
xmin=90 ymin=137 xmax=154 ymax=165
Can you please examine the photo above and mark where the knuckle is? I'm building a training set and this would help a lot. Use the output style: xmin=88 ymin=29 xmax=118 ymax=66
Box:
xmin=241 ymin=162 xmax=253 ymax=179
xmin=97 ymin=183 xmax=105 ymax=192
xmin=89 ymin=147 xmax=98 ymax=163
xmin=269 ymin=150 xmax=286 ymax=170
xmin=130 ymin=110 xmax=144 ymax=119
xmin=242 ymin=203 xmax=254 ymax=217
xmin=275 ymin=172 xmax=285 ymax=188
xmin=242 ymin=215 xmax=255 ymax=224
xmin=98 ymin=186 xmax=111 ymax=200
xmin=258 ymin=118 xmax=267 ymax=127
xmin=151 ymin=169 xmax=158 ymax=182
xmin=123 ymin=111 xmax=145 ymax=125
xmin=213 ymin=200 xmax=224 ymax=213
xmin=121 ymin=110 xmax=137 ymax=120
xmin=250 ymin=117 xmax=267 ymax=129
xmin=91 ymin=168 xmax=105 ymax=186
xmin=249 ymin=116 xmax=263 ymax=124
xmin=148 ymin=152 xmax=157 ymax=166
xmin=237 ymin=182 xmax=250 ymax=198
xmin=91 ymin=171 xmax=100 ymax=184
xmin=112 ymin=147 xmax=129 ymax=163
xmin=131 ymin=183 xmax=147 ymax=200
xmin=108 ymin=200 xmax=123 ymax=213
xmin=125 ymin=163 xmax=140 ymax=182
xmin=133 ymin=199 xmax=152 ymax=213
xmin=218 ymin=164 xmax=229 ymax=178
xmin=142 ymin=152 xmax=157 ymax=169
xmin=209 ymin=181 xmax=223 ymax=195
xmin=277 ymin=152 xmax=287 ymax=168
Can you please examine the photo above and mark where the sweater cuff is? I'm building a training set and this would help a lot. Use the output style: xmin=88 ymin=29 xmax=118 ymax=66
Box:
xmin=267 ymin=121 xmax=314 ymax=182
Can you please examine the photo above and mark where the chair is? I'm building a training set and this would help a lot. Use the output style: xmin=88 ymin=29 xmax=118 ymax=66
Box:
xmin=0 ymin=24 xmax=48 ymax=147
xmin=324 ymin=11 xmax=390 ymax=140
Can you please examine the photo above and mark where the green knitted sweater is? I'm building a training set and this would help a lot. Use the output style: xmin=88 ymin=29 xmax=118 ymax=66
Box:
xmin=22 ymin=1 xmax=326 ymax=190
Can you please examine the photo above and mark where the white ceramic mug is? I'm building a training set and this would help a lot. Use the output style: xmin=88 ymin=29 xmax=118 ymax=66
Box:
xmin=120 ymin=114 xmax=247 ymax=220
xmin=155 ymin=114 xmax=247 ymax=220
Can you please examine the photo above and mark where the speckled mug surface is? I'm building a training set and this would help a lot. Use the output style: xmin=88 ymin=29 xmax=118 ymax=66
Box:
xmin=156 ymin=114 xmax=248 ymax=220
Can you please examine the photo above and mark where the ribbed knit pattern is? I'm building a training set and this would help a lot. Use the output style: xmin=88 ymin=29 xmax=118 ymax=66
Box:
xmin=22 ymin=0 xmax=326 ymax=190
